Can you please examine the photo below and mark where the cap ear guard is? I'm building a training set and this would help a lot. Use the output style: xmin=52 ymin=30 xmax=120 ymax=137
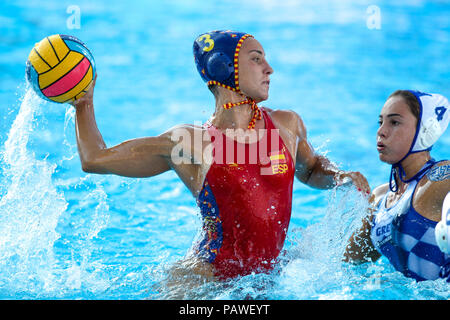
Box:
xmin=409 ymin=91 xmax=449 ymax=153
xmin=206 ymin=52 xmax=234 ymax=83
xmin=415 ymin=117 xmax=442 ymax=151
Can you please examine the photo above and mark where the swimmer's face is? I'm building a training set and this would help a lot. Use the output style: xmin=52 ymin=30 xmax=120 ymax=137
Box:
xmin=238 ymin=38 xmax=273 ymax=102
xmin=377 ymin=96 xmax=418 ymax=164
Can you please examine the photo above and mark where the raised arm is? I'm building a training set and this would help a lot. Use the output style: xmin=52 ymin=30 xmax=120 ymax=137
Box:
xmin=72 ymin=76 xmax=172 ymax=178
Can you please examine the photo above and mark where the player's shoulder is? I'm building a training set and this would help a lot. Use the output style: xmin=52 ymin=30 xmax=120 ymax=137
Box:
xmin=165 ymin=123 xmax=205 ymax=134
xmin=426 ymin=160 xmax=450 ymax=182
xmin=419 ymin=160 xmax=450 ymax=198
xmin=413 ymin=160 xmax=450 ymax=220
xmin=264 ymin=107 xmax=301 ymax=122
xmin=371 ymin=183 xmax=389 ymax=206
xmin=263 ymin=107 xmax=306 ymax=137
xmin=158 ymin=123 xmax=207 ymax=146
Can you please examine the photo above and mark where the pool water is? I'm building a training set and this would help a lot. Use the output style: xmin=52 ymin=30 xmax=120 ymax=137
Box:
xmin=0 ymin=0 xmax=449 ymax=299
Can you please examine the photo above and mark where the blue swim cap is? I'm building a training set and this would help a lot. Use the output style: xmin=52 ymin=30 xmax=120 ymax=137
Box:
xmin=193 ymin=30 xmax=253 ymax=93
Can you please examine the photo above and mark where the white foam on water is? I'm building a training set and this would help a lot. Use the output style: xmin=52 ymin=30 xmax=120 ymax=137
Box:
xmin=0 ymin=86 xmax=111 ymax=298
xmin=0 ymin=87 xmax=66 ymax=295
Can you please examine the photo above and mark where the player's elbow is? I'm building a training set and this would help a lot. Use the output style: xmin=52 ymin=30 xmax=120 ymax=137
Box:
xmin=80 ymin=158 xmax=107 ymax=174
xmin=81 ymin=160 xmax=97 ymax=173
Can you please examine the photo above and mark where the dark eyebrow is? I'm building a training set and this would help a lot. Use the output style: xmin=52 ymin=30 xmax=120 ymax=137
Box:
xmin=379 ymin=113 xmax=403 ymax=118
xmin=249 ymin=49 xmax=263 ymax=55
xmin=387 ymin=113 xmax=402 ymax=118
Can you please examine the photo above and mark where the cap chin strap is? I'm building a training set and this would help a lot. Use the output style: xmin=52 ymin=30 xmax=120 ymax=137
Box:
xmin=389 ymin=157 xmax=436 ymax=192
xmin=222 ymin=98 xmax=262 ymax=129
xmin=210 ymin=81 xmax=262 ymax=129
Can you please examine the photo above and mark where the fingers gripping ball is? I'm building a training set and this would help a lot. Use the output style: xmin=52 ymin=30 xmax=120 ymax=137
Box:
xmin=435 ymin=192 xmax=450 ymax=254
xmin=26 ymin=34 xmax=96 ymax=104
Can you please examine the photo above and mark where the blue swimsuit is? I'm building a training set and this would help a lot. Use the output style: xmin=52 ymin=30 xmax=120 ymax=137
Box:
xmin=370 ymin=161 xmax=450 ymax=281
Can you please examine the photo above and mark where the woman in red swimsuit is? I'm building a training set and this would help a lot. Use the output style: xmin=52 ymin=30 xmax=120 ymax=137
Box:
xmin=72 ymin=30 xmax=370 ymax=280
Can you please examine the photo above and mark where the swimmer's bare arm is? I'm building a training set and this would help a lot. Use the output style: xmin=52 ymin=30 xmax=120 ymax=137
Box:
xmin=289 ymin=111 xmax=370 ymax=193
xmin=414 ymin=160 xmax=450 ymax=222
xmin=343 ymin=184 xmax=386 ymax=264
xmin=71 ymin=76 xmax=173 ymax=177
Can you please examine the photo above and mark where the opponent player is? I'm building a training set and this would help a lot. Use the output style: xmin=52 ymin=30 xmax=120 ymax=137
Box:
xmin=344 ymin=90 xmax=450 ymax=282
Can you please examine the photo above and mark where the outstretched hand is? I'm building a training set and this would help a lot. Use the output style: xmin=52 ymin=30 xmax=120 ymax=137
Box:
xmin=335 ymin=171 xmax=371 ymax=196
xmin=71 ymin=74 xmax=97 ymax=108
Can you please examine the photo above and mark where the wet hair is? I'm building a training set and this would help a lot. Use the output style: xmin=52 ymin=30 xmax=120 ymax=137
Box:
xmin=208 ymin=84 xmax=219 ymax=98
xmin=388 ymin=90 xmax=421 ymax=121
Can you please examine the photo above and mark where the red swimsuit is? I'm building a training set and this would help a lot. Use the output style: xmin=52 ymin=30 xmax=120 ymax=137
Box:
xmin=196 ymin=108 xmax=295 ymax=279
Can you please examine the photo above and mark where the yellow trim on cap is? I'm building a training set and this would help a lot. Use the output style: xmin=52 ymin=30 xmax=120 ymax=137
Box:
xmin=207 ymin=80 xmax=238 ymax=92
xmin=233 ymin=34 xmax=252 ymax=92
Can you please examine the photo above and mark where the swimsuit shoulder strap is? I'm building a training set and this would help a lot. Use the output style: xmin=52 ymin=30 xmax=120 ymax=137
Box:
xmin=260 ymin=107 xmax=277 ymax=130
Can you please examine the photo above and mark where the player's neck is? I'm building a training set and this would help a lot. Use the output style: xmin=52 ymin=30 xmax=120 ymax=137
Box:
xmin=399 ymin=151 xmax=431 ymax=180
xmin=211 ymin=90 xmax=253 ymax=130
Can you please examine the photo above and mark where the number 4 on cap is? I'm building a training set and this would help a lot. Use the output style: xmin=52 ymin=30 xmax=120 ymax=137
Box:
xmin=435 ymin=106 xmax=447 ymax=121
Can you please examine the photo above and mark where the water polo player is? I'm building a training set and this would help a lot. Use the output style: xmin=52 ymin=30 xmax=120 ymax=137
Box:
xmin=344 ymin=90 xmax=450 ymax=282
xmin=72 ymin=30 xmax=370 ymax=279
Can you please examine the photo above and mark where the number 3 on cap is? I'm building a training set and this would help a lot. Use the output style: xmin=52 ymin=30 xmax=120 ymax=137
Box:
xmin=435 ymin=106 xmax=447 ymax=121
xmin=197 ymin=34 xmax=215 ymax=52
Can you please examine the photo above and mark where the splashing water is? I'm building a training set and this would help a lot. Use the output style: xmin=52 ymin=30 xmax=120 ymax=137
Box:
xmin=0 ymin=87 xmax=64 ymax=296
xmin=154 ymin=185 xmax=450 ymax=300
xmin=0 ymin=86 xmax=110 ymax=298
xmin=0 ymin=86 xmax=448 ymax=300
